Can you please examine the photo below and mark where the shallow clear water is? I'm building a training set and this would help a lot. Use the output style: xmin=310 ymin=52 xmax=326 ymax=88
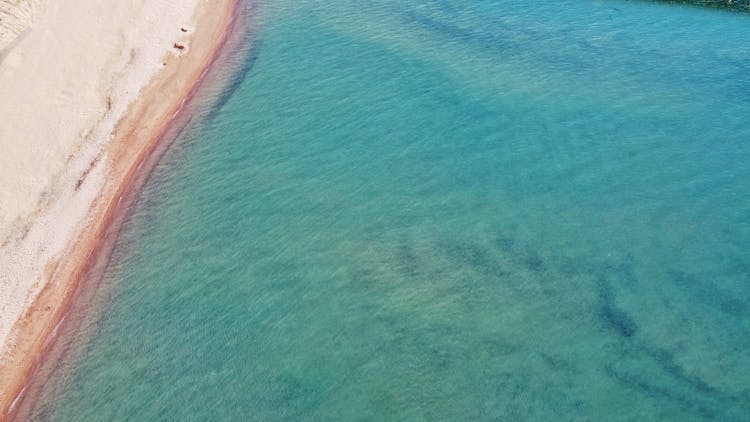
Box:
xmin=28 ymin=0 xmax=750 ymax=420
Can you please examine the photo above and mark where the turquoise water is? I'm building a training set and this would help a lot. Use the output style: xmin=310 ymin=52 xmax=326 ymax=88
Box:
xmin=25 ymin=0 xmax=750 ymax=420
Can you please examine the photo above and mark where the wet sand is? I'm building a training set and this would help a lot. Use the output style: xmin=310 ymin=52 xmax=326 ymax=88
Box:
xmin=0 ymin=0 xmax=237 ymax=418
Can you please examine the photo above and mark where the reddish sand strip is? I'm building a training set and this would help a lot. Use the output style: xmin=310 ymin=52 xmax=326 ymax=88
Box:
xmin=0 ymin=0 xmax=238 ymax=418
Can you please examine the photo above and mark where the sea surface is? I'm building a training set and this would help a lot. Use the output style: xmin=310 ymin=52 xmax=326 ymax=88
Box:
xmin=24 ymin=0 xmax=750 ymax=420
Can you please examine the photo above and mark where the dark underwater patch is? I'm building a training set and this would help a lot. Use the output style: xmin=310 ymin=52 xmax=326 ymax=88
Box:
xmin=493 ymin=235 xmax=515 ymax=254
xmin=439 ymin=240 xmax=510 ymax=280
xmin=523 ymin=253 xmax=546 ymax=273
xmin=395 ymin=242 xmax=420 ymax=278
xmin=604 ymin=364 xmax=717 ymax=419
xmin=643 ymin=347 xmax=715 ymax=395
xmin=669 ymin=269 xmax=748 ymax=315
xmin=596 ymin=276 xmax=638 ymax=338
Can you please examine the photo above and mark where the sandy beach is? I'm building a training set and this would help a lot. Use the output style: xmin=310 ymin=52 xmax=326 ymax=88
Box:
xmin=0 ymin=0 xmax=236 ymax=417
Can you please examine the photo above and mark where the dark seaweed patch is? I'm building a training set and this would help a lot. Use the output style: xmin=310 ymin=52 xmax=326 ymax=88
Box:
xmin=404 ymin=10 xmax=512 ymax=54
xmin=439 ymin=240 xmax=510 ymax=279
xmin=604 ymin=364 xmax=717 ymax=419
xmin=483 ymin=338 xmax=523 ymax=358
xmin=395 ymin=242 xmax=420 ymax=277
xmin=538 ymin=352 xmax=578 ymax=373
xmin=524 ymin=253 xmax=546 ymax=273
xmin=643 ymin=347 xmax=716 ymax=395
xmin=601 ymin=303 xmax=637 ymax=338
xmin=615 ymin=254 xmax=638 ymax=285
xmin=556 ymin=256 xmax=585 ymax=277
xmin=492 ymin=235 xmax=547 ymax=274
xmin=669 ymin=269 xmax=747 ymax=315
xmin=596 ymin=276 xmax=638 ymax=338
xmin=493 ymin=235 xmax=515 ymax=254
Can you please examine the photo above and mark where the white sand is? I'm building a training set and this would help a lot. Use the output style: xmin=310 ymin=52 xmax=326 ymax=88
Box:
xmin=0 ymin=0 xmax=203 ymax=359
xmin=0 ymin=1 xmax=42 ymax=53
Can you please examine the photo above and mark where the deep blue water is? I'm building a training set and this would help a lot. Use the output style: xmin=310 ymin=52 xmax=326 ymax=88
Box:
xmin=26 ymin=0 xmax=750 ymax=420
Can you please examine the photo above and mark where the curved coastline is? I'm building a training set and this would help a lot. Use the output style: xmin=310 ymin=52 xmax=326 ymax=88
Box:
xmin=0 ymin=0 xmax=241 ymax=419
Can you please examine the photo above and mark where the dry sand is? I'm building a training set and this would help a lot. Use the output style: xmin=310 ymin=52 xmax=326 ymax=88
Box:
xmin=0 ymin=0 xmax=236 ymax=417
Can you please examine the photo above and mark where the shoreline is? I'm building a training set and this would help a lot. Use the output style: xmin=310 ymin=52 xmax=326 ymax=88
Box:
xmin=0 ymin=0 xmax=239 ymax=418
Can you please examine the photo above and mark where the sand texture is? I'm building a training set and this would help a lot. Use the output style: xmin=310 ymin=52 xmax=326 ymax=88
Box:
xmin=0 ymin=0 xmax=42 ymax=53
xmin=0 ymin=0 xmax=235 ymax=417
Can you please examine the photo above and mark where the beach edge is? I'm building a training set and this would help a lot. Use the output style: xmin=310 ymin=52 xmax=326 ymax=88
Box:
xmin=0 ymin=0 xmax=239 ymax=418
